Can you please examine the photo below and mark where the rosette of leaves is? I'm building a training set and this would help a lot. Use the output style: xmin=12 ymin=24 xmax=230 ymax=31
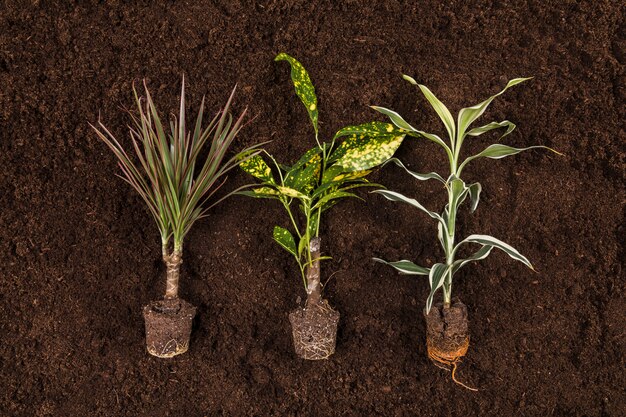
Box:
xmin=371 ymin=75 xmax=561 ymax=313
xmin=240 ymin=53 xmax=407 ymax=307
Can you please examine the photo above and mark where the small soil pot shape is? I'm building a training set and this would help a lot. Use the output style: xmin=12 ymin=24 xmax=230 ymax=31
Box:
xmin=238 ymin=53 xmax=406 ymax=360
xmin=425 ymin=299 xmax=469 ymax=369
xmin=92 ymin=78 xmax=257 ymax=358
xmin=142 ymin=253 xmax=197 ymax=358
xmin=288 ymin=238 xmax=340 ymax=360
xmin=372 ymin=76 xmax=559 ymax=388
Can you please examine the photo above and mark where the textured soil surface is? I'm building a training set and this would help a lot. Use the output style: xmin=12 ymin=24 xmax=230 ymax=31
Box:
xmin=1 ymin=1 xmax=624 ymax=416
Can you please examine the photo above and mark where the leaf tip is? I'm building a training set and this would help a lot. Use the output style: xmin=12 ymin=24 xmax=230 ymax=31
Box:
xmin=402 ymin=74 xmax=418 ymax=85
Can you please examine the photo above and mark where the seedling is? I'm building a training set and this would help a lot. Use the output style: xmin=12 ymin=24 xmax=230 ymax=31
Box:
xmin=92 ymin=79 xmax=259 ymax=357
xmin=239 ymin=53 xmax=407 ymax=359
xmin=371 ymin=75 xmax=559 ymax=387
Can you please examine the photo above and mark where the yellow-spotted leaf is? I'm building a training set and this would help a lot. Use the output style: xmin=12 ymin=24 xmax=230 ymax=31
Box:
xmin=289 ymin=146 xmax=322 ymax=172
xmin=284 ymin=156 xmax=321 ymax=193
xmin=330 ymin=122 xmax=405 ymax=162
xmin=275 ymin=53 xmax=319 ymax=135
xmin=277 ymin=185 xmax=309 ymax=200
xmin=273 ymin=226 xmax=297 ymax=257
xmin=334 ymin=134 xmax=405 ymax=172
xmin=240 ymin=155 xmax=274 ymax=183
xmin=237 ymin=186 xmax=280 ymax=199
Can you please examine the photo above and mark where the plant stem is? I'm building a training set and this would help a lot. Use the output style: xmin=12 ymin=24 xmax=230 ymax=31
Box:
xmin=305 ymin=237 xmax=322 ymax=307
xmin=283 ymin=200 xmax=302 ymax=239
xmin=164 ymin=247 xmax=182 ymax=299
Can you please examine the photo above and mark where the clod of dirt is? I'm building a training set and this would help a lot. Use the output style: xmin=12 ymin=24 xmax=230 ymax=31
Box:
xmin=289 ymin=300 xmax=340 ymax=360
xmin=143 ymin=298 xmax=196 ymax=358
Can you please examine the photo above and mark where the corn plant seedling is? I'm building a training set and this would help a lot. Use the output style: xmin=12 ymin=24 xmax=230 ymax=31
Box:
xmin=92 ymin=79 xmax=260 ymax=301
xmin=372 ymin=76 xmax=560 ymax=313
xmin=240 ymin=53 xmax=407 ymax=307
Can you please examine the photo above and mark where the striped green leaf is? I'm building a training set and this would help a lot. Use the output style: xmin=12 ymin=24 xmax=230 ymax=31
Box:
xmin=273 ymin=226 xmax=297 ymax=256
xmin=403 ymin=75 xmax=456 ymax=144
xmin=240 ymin=155 xmax=274 ymax=183
xmin=457 ymin=77 xmax=532 ymax=141
xmin=447 ymin=178 xmax=469 ymax=233
xmin=373 ymin=258 xmax=430 ymax=276
xmin=383 ymin=158 xmax=445 ymax=183
xmin=456 ymin=234 xmax=533 ymax=270
xmin=373 ymin=190 xmax=448 ymax=235
xmin=451 ymin=245 xmax=493 ymax=275
xmin=275 ymin=53 xmax=319 ymax=136
xmin=459 ymin=144 xmax=560 ymax=173
xmin=466 ymin=120 xmax=516 ymax=139
xmin=467 ymin=182 xmax=482 ymax=212
xmin=370 ymin=106 xmax=416 ymax=131
xmin=426 ymin=263 xmax=449 ymax=313
xmin=370 ymin=105 xmax=453 ymax=157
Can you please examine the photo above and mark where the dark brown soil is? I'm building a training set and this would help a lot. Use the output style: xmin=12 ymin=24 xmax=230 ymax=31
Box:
xmin=143 ymin=298 xmax=196 ymax=359
xmin=0 ymin=1 xmax=624 ymax=416
xmin=289 ymin=300 xmax=340 ymax=360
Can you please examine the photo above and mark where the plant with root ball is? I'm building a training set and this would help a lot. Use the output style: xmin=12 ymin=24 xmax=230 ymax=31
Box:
xmin=372 ymin=76 xmax=560 ymax=388
xmin=239 ymin=53 xmax=406 ymax=360
xmin=91 ymin=79 xmax=260 ymax=358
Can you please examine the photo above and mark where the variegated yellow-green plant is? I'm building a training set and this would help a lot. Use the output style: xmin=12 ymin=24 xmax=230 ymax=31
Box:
xmin=240 ymin=53 xmax=406 ymax=307
xmin=372 ymin=76 xmax=561 ymax=313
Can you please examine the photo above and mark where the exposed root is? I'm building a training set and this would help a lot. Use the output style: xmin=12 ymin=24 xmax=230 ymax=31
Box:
xmin=289 ymin=301 xmax=339 ymax=361
xmin=147 ymin=338 xmax=189 ymax=358
xmin=427 ymin=337 xmax=478 ymax=391
xmin=291 ymin=329 xmax=335 ymax=360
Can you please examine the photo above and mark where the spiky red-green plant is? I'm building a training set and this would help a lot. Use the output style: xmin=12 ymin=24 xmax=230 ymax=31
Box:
xmin=92 ymin=78 xmax=260 ymax=300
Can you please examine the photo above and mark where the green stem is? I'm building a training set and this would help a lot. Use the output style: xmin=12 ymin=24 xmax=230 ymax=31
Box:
xmin=283 ymin=200 xmax=302 ymax=239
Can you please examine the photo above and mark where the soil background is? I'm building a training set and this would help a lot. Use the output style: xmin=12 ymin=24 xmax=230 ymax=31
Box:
xmin=1 ymin=1 xmax=624 ymax=416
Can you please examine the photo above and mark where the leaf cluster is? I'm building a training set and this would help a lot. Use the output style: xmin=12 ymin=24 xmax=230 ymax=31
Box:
xmin=239 ymin=53 xmax=407 ymax=289
xmin=92 ymin=79 xmax=261 ymax=253
xmin=372 ymin=76 xmax=560 ymax=312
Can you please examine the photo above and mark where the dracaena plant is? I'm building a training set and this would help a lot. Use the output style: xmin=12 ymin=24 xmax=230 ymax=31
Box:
xmin=372 ymin=76 xmax=560 ymax=313
xmin=240 ymin=53 xmax=407 ymax=306
xmin=92 ymin=79 xmax=259 ymax=301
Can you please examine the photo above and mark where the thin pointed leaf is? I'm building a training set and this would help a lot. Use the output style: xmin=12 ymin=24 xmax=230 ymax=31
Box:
xmin=416 ymin=81 xmax=456 ymax=143
xmin=426 ymin=263 xmax=449 ymax=314
xmin=467 ymin=182 xmax=482 ymax=212
xmin=383 ymin=157 xmax=445 ymax=184
xmin=447 ymin=178 xmax=469 ymax=233
xmin=451 ymin=245 xmax=493 ymax=275
xmin=370 ymin=106 xmax=417 ymax=131
xmin=459 ymin=144 xmax=561 ymax=173
xmin=370 ymin=106 xmax=453 ymax=157
xmin=456 ymin=234 xmax=533 ymax=269
xmin=457 ymin=77 xmax=532 ymax=140
xmin=373 ymin=190 xmax=448 ymax=236
xmin=373 ymin=258 xmax=430 ymax=276
xmin=466 ymin=120 xmax=516 ymax=138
